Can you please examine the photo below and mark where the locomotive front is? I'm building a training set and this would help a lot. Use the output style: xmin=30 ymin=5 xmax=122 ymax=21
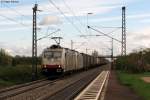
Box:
xmin=41 ymin=47 xmax=63 ymax=75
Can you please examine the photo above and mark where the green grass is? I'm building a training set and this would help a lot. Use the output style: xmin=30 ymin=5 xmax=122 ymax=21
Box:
xmin=0 ymin=65 xmax=45 ymax=88
xmin=117 ymin=71 xmax=150 ymax=100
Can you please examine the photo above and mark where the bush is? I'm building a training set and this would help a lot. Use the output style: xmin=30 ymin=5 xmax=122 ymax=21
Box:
xmin=0 ymin=48 xmax=12 ymax=66
xmin=115 ymin=49 xmax=149 ymax=73
xmin=0 ymin=65 xmax=44 ymax=86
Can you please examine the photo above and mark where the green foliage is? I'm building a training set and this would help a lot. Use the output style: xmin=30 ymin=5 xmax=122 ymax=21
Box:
xmin=117 ymin=71 xmax=150 ymax=100
xmin=0 ymin=48 xmax=41 ymax=66
xmin=115 ymin=48 xmax=150 ymax=73
xmin=0 ymin=48 xmax=43 ymax=87
xmin=0 ymin=48 xmax=12 ymax=66
xmin=12 ymin=55 xmax=41 ymax=66
xmin=0 ymin=65 xmax=45 ymax=87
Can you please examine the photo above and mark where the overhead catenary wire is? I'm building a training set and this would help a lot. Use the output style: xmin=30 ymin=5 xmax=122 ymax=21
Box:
xmin=37 ymin=29 xmax=60 ymax=41
xmin=49 ymin=0 xmax=89 ymax=49
xmin=106 ymin=28 xmax=121 ymax=35
xmin=79 ymin=28 xmax=121 ymax=37
xmin=49 ymin=0 xmax=96 ymax=43
xmin=92 ymin=25 xmax=122 ymax=29
xmin=90 ymin=25 xmax=122 ymax=35
xmin=0 ymin=3 xmax=32 ymax=28
xmin=88 ymin=26 xmax=122 ymax=43
xmin=61 ymin=0 xmax=95 ymax=48
xmin=1 ymin=3 xmax=31 ymax=19
xmin=79 ymin=27 xmax=121 ymax=52
xmin=49 ymin=0 xmax=84 ymax=35
xmin=62 ymin=0 xmax=90 ymax=32
xmin=0 ymin=14 xmax=31 ymax=28
xmin=49 ymin=0 xmax=110 ymax=54
xmin=0 ymin=1 xmax=100 ymax=55
xmin=61 ymin=0 xmax=85 ymax=27
xmin=1 ymin=3 xmax=41 ymax=26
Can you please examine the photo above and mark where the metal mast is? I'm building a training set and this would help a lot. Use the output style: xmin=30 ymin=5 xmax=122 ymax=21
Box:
xmin=122 ymin=6 xmax=126 ymax=56
xmin=32 ymin=4 xmax=38 ymax=81
xmin=111 ymin=38 xmax=113 ymax=69
xmin=71 ymin=40 xmax=73 ymax=49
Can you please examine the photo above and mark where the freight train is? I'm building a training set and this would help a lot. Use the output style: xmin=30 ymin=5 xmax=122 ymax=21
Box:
xmin=41 ymin=45 xmax=107 ymax=75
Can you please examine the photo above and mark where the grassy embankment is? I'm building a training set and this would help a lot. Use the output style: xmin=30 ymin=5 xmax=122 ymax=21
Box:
xmin=117 ymin=71 xmax=150 ymax=100
xmin=0 ymin=65 xmax=45 ymax=88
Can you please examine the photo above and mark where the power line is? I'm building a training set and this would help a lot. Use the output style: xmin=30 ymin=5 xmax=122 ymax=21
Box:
xmin=49 ymin=0 xmax=104 ymax=53
xmin=92 ymin=25 xmax=122 ymax=29
xmin=0 ymin=4 xmax=31 ymax=28
xmin=1 ymin=3 xmax=31 ymax=19
xmin=49 ymin=0 xmax=89 ymax=38
xmin=79 ymin=34 xmax=103 ymax=37
xmin=1 ymin=3 xmax=41 ymax=24
xmin=49 ymin=0 xmax=83 ymax=35
xmin=37 ymin=29 xmax=60 ymax=41
xmin=61 ymin=0 xmax=85 ymax=27
xmin=88 ymin=26 xmax=122 ymax=43
xmin=0 ymin=14 xmax=30 ymax=28
xmin=106 ymin=28 xmax=121 ymax=35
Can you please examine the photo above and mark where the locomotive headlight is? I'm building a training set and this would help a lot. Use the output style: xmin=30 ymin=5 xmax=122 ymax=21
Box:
xmin=59 ymin=65 xmax=61 ymax=68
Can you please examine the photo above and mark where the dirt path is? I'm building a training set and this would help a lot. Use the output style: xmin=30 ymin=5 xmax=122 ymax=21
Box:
xmin=141 ymin=77 xmax=150 ymax=83
xmin=104 ymin=70 xmax=143 ymax=100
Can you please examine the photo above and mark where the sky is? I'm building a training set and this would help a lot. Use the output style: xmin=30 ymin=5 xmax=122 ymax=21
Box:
xmin=0 ymin=0 xmax=150 ymax=56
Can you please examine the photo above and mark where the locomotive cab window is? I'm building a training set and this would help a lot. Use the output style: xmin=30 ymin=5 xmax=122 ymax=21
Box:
xmin=53 ymin=52 xmax=61 ymax=58
xmin=44 ymin=51 xmax=62 ymax=59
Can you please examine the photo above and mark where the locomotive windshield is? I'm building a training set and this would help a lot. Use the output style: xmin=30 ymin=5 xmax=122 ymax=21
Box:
xmin=44 ymin=51 xmax=62 ymax=59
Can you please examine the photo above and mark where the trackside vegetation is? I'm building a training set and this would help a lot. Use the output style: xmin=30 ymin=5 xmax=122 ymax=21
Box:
xmin=115 ymin=48 xmax=150 ymax=100
xmin=115 ymin=48 xmax=150 ymax=73
xmin=117 ymin=71 xmax=150 ymax=100
xmin=0 ymin=48 xmax=44 ymax=88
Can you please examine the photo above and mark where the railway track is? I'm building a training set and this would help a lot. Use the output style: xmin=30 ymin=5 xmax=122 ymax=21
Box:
xmin=0 ymin=78 xmax=47 ymax=94
xmin=0 ymin=65 xmax=109 ymax=100
xmin=0 ymin=79 xmax=56 ymax=100
xmin=44 ymin=65 xmax=109 ymax=100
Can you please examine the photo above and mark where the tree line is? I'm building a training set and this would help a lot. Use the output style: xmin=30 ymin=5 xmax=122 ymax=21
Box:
xmin=115 ymin=48 xmax=150 ymax=73
xmin=0 ymin=48 xmax=41 ymax=66
xmin=0 ymin=49 xmax=12 ymax=66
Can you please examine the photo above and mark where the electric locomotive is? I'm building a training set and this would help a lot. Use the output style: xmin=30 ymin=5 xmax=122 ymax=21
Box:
xmin=41 ymin=45 xmax=107 ymax=75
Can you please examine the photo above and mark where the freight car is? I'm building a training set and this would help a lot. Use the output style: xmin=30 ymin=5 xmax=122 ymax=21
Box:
xmin=41 ymin=45 xmax=107 ymax=75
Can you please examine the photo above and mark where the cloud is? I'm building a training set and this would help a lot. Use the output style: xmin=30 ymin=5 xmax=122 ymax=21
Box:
xmin=133 ymin=27 xmax=150 ymax=40
xmin=0 ymin=5 xmax=32 ymax=18
xmin=126 ymin=27 xmax=150 ymax=54
xmin=0 ymin=41 xmax=51 ymax=56
xmin=0 ymin=26 xmax=31 ymax=32
xmin=62 ymin=5 xmax=120 ymax=17
xmin=39 ymin=0 xmax=126 ymax=17
xmin=135 ymin=35 xmax=150 ymax=40
xmin=0 ymin=0 xmax=148 ymax=56
xmin=0 ymin=0 xmax=139 ymax=23
xmin=89 ymin=13 xmax=150 ymax=23
xmin=39 ymin=16 xmax=62 ymax=25
xmin=0 ymin=0 xmax=135 ymax=27
xmin=127 ymin=14 xmax=150 ymax=19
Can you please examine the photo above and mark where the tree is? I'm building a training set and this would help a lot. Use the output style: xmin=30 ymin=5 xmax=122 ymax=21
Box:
xmin=0 ymin=48 xmax=12 ymax=66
